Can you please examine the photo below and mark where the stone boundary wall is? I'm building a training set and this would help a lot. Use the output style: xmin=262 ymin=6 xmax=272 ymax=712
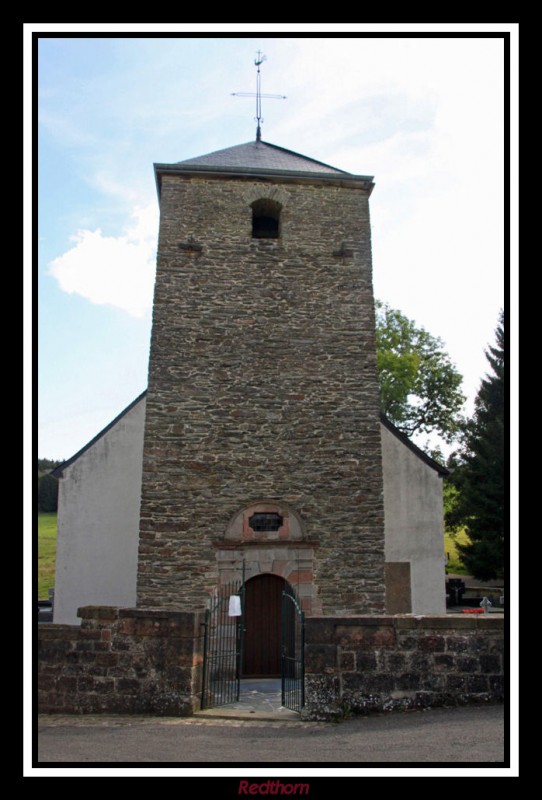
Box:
xmin=38 ymin=608 xmax=504 ymax=720
xmin=38 ymin=606 xmax=205 ymax=715
xmin=303 ymin=615 xmax=504 ymax=721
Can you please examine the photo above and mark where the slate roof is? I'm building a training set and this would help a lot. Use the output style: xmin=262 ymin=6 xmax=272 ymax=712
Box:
xmin=177 ymin=140 xmax=348 ymax=175
xmin=154 ymin=139 xmax=373 ymax=197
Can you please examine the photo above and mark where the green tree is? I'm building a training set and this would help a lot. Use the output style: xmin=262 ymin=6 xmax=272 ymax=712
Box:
xmin=446 ymin=311 xmax=505 ymax=580
xmin=38 ymin=458 xmax=62 ymax=475
xmin=375 ymin=300 xmax=465 ymax=443
xmin=38 ymin=472 xmax=59 ymax=512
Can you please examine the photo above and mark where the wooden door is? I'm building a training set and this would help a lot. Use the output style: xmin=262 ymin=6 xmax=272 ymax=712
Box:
xmin=242 ymin=574 xmax=285 ymax=677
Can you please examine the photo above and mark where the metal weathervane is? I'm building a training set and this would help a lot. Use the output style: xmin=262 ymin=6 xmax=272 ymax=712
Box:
xmin=232 ymin=51 xmax=286 ymax=141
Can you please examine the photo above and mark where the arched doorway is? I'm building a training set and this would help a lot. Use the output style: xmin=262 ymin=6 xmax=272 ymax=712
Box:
xmin=242 ymin=574 xmax=287 ymax=677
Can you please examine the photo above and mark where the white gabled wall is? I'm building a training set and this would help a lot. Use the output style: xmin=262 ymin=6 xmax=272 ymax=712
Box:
xmin=381 ymin=423 xmax=446 ymax=614
xmin=53 ymin=398 xmax=146 ymax=624
xmin=52 ymin=401 xmax=446 ymax=622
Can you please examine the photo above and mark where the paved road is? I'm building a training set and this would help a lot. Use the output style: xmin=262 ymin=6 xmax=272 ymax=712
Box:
xmin=37 ymin=704 xmax=505 ymax=765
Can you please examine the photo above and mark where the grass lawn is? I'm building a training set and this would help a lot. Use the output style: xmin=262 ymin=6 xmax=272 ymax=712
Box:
xmin=38 ymin=512 xmax=57 ymax=599
xmin=444 ymin=528 xmax=470 ymax=575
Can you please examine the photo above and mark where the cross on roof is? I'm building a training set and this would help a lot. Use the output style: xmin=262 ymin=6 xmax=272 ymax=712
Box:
xmin=231 ymin=51 xmax=287 ymax=141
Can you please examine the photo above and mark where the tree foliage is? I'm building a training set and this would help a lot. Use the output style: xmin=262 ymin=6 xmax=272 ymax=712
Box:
xmin=37 ymin=459 xmax=63 ymax=512
xmin=38 ymin=472 xmax=59 ymax=513
xmin=38 ymin=458 xmax=62 ymax=475
xmin=375 ymin=301 xmax=465 ymax=443
xmin=446 ymin=311 xmax=505 ymax=580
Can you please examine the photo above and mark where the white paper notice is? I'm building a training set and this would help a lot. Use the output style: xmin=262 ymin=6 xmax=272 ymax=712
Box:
xmin=228 ymin=595 xmax=242 ymax=616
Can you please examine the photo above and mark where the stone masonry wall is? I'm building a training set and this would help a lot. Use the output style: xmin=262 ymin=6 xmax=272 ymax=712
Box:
xmin=38 ymin=609 xmax=504 ymax=719
xmin=303 ymin=615 xmax=504 ymax=721
xmin=138 ymin=173 xmax=385 ymax=614
xmin=38 ymin=607 xmax=205 ymax=715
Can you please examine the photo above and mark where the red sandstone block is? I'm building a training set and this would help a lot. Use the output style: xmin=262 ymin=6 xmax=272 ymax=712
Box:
xmin=78 ymin=629 xmax=101 ymax=640
xmin=95 ymin=607 xmax=119 ymax=620
xmin=418 ymin=636 xmax=445 ymax=652
xmin=335 ymin=625 xmax=364 ymax=644
xmin=304 ymin=619 xmax=336 ymax=644
xmin=374 ymin=629 xmax=396 ymax=647
xmin=78 ymin=606 xmax=117 ymax=620
xmin=286 ymin=570 xmax=313 ymax=584
xmin=134 ymin=619 xmax=168 ymax=636
xmin=38 ymin=626 xmax=79 ymax=640
xmin=335 ymin=624 xmax=395 ymax=647
xmin=118 ymin=619 xmax=135 ymax=635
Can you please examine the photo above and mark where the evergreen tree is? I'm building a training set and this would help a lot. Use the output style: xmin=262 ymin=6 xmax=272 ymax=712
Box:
xmin=38 ymin=472 xmax=59 ymax=513
xmin=38 ymin=458 xmax=62 ymax=474
xmin=446 ymin=311 xmax=505 ymax=580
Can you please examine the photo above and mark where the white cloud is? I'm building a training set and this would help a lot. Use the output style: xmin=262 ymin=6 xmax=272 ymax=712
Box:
xmin=48 ymin=204 xmax=158 ymax=318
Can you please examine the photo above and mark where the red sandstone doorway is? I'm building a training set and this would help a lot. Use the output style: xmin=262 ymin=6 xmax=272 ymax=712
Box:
xmin=242 ymin=574 xmax=287 ymax=677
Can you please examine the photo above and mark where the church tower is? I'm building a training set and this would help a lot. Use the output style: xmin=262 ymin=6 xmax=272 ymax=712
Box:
xmin=137 ymin=138 xmax=386 ymax=616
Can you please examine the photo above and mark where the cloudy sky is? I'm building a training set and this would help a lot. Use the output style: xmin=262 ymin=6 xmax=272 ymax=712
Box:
xmin=34 ymin=27 xmax=513 ymax=460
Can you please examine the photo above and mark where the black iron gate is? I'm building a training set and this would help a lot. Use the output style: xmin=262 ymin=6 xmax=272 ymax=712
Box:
xmin=281 ymin=586 xmax=305 ymax=711
xmin=201 ymin=579 xmax=245 ymax=710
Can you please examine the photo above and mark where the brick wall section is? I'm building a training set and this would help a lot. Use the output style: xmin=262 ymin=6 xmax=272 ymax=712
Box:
xmin=138 ymin=173 xmax=385 ymax=614
xmin=38 ymin=606 xmax=205 ymax=715
xmin=303 ymin=615 xmax=504 ymax=720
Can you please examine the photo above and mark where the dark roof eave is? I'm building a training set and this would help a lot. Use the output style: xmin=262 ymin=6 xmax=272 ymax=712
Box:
xmin=379 ymin=414 xmax=450 ymax=476
xmin=50 ymin=394 xmax=447 ymax=479
xmin=154 ymin=163 xmax=374 ymax=198
xmin=51 ymin=391 xmax=148 ymax=478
